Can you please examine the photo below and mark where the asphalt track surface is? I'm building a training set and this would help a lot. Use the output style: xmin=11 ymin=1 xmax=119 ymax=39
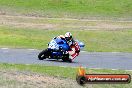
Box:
xmin=0 ymin=48 xmax=132 ymax=70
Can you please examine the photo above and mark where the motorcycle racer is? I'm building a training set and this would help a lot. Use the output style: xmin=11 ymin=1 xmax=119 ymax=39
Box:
xmin=57 ymin=32 xmax=80 ymax=62
xmin=38 ymin=31 xmax=84 ymax=63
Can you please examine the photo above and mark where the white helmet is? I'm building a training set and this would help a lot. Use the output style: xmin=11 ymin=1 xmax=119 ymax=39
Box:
xmin=65 ymin=32 xmax=72 ymax=41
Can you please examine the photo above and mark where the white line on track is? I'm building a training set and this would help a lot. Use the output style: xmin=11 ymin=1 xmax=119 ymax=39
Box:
xmin=125 ymin=70 xmax=132 ymax=71
xmin=1 ymin=48 xmax=37 ymax=51
xmin=81 ymin=51 xmax=87 ymax=52
xmin=59 ymin=66 xmax=68 ymax=68
xmin=1 ymin=48 xmax=9 ymax=50
xmin=111 ymin=69 xmax=119 ymax=70
xmin=92 ymin=68 xmax=102 ymax=69
xmin=27 ymin=49 xmax=37 ymax=51
xmin=111 ymin=52 xmax=120 ymax=53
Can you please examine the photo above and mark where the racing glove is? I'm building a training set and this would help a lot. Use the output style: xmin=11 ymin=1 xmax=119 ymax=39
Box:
xmin=63 ymin=51 xmax=69 ymax=55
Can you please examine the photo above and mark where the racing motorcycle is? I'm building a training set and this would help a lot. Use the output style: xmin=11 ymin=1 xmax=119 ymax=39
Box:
xmin=38 ymin=37 xmax=85 ymax=62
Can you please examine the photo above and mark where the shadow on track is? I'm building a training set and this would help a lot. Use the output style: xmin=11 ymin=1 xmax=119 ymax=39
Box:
xmin=39 ymin=59 xmax=79 ymax=64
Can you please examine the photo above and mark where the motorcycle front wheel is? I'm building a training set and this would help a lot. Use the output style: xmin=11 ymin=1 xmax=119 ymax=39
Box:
xmin=38 ymin=49 xmax=48 ymax=60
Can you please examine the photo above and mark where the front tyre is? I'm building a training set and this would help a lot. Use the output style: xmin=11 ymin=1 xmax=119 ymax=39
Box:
xmin=38 ymin=49 xmax=47 ymax=60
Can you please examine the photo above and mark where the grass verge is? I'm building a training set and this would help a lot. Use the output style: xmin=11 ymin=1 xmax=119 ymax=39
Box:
xmin=0 ymin=63 xmax=131 ymax=88
xmin=0 ymin=0 xmax=132 ymax=18
xmin=0 ymin=26 xmax=132 ymax=52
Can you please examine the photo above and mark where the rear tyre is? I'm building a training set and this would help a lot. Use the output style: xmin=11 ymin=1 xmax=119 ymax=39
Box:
xmin=62 ymin=58 xmax=72 ymax=63
xmin=62 ymin=54 xmax=69 ymax=62
xmin=68 ymin=59 xmax=72 ymax=63
xmin=62 ymin=58 xmax=67 ymax=62
xmin=38 ymin=49 xmax=47 ymax=60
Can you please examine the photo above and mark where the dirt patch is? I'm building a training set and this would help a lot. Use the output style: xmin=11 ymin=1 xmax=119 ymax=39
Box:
xmin=0 ymin=15 xmax=58 ymax=30
xmin=0 ymin=70 xmax=89 ymax=88
xmin=0 ymin=15 xmax=132 ymax=30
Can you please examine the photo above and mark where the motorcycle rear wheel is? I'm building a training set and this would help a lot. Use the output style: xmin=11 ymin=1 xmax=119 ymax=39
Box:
xmin=62 ymin=58 xmax=67 ymax=62
xmin=62 ymin=54 xmax=69 ymax=62
xmin=68 ymin=59 xmax=72 ymax=63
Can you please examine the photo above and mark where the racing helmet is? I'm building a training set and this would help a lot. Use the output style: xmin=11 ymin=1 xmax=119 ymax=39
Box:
xmin=65 ymin=32 xmax=72 ymax=41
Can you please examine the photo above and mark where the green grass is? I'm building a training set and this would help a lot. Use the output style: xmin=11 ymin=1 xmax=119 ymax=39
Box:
xmin=0 ymin=63 xmax=131 ymax=79
xmin=0 ymin=63 xmax=132 ymax=88
xmin=0 ymin=0 xmax=132 ymax=18
xmin=0 ymin=63 xmax=77 ymax=79
xmin=0 ymin=26 xmax=132 ymax=52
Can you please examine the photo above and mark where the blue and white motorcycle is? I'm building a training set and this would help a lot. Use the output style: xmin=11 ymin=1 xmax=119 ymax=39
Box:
xmin=38 ymin=37 xmax=85 ymax=62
